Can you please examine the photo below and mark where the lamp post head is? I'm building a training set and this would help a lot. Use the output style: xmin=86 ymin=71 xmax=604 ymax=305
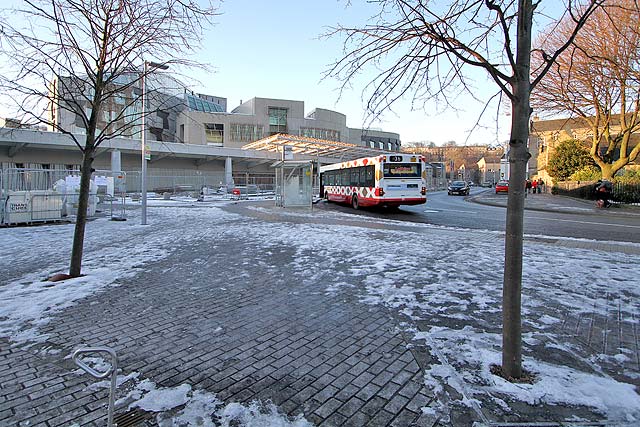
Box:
xmin=146 ymin=61 xmax=169 ymax=70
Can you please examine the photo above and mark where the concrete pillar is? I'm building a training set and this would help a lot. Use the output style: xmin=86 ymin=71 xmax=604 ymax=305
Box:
xmin=225 ymin=157 xmax=234 ymax=187
xmin=111 ymin=150 xmax=121 ymax=173
xmin=110 ymin=150 xmax=126 ymax=193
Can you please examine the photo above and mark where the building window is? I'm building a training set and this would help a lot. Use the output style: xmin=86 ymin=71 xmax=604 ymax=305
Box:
xmin=300 ymin=127 xmax=340 ymax=141
xmin=187 ymin=94 xmax=224 ymax=112
xmin=268 ymin=107 xmax=287 ymax=135
xmin=157 ymin=111 xmax=169 ymax=129
xmin=205 ymin=123 xmax=224 ymax=144
xmin=230 ymin=123 xmax=263 ymax=142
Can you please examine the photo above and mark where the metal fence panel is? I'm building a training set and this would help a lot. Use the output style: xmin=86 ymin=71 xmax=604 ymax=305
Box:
xmin=552 ymin=180 xmax=640 ymax=204
xmin=1 ymin=168 xmax=127 ymax=225
xmin=1 ymin=167 xmax=279 ymax=225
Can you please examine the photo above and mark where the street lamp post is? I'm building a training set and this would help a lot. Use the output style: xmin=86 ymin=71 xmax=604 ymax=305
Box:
xmin=141 ymin=61 xmax=169 ymax=225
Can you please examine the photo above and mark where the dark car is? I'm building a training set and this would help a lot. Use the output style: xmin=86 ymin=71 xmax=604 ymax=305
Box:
xmin=495 ymin=180 xmax=509 ymax=194
xmin=448 ymin=180 xmax=470 ymax=196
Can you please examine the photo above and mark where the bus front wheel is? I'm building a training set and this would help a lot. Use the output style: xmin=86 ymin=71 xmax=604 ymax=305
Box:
xmin=352 ymin=196 xmax=359 ymax=210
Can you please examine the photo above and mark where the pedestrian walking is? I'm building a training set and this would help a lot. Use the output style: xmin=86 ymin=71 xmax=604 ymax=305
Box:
xmin=537 ymin=178 xmax=544 ymax=194
xmin=526 ymin=180 xmax=532 ymax=194
xmin=531 ymin=179 xmax=538 ymax=194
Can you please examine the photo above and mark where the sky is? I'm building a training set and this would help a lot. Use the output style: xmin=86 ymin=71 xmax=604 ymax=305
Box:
xmin=2 ymin=197 xmax=640 ymax=424
xmin=186 ymin=0 xmax=514 ymax=146
xmin=0 ymin=1 xmax=573 ymax=147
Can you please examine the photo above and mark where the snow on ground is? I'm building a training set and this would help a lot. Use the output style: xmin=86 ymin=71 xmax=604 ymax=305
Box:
xmin=86 ymin=372 xmax=312 ymax=427
xmin=2 ymin=201 xmax=640 ymax=424
xmin=0 ymin=204 xmax=240 ymax=346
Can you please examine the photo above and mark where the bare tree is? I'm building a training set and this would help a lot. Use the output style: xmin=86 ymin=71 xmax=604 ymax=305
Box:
xmin=532 ymin=0 xmax=640 ymax=179
xmin=326 ymin=0 xmax=602 ymax=379
xmin=0 ymin=0 xmax=218 ymax=277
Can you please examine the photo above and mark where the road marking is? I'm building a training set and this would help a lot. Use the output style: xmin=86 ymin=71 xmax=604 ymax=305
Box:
xmin=423 ymin=209 xmax=440 ymax=213
xmin=442 ymin=209 xmax=478 ymax=214
xmin=528 ymin=216 xmax=640 ymax=229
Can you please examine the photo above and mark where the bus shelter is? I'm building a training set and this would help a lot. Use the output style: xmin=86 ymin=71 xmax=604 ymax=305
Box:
xmin=245 ymin=134 xmax=391 ymax=209
xmin=272 ymin=160 xmax=314 ymax=208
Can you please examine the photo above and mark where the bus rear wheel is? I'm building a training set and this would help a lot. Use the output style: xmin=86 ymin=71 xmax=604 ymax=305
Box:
xmin=352 ymin=196 xmax=359 ymax=210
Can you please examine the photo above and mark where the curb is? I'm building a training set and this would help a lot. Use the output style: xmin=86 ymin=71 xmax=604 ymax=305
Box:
xmin=467 ymin=194 xmax=640 ymax=217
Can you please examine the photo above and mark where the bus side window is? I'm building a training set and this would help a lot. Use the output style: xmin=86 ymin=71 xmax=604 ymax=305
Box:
xmin=342 ymin=169 xmax=349 ymax=186
xmin=365 ymin=165 xmax=374 ymax=187
xmin=327 ymin=171 xmax=333 ymax=186
xmin=351 ymin=168 xmax=359 ymax=186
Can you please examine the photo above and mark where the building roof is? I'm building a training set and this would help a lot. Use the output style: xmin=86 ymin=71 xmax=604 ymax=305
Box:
xmin=530 ymin=113 xmax=640 ymax=133
xmin=530 ymin=117 xmax=589 ymax=133
xmin=186 ymin=94 xmax=225 ymax=113
xmin=477 ymin=156 xmax=502 ymax=168
xmin=242 ymin=133 xmax=390 ymax=161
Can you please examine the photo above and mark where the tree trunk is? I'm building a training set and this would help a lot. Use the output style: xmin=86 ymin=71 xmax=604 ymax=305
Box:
xmin=502 ymin=0 xmax=533 ymax=379
xmin=601 ymin=165 xmax=614 ymax=181
xmin=69 ymin=148 xmax=95 ymax=277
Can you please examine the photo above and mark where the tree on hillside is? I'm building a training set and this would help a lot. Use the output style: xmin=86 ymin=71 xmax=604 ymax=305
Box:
xmin=532 ymin=0 xmax=640 ymax=180
xmin=547 ymin=139 xmax=596 ymax=181
xmin=326 ymin=0 xmax=602 ymax=379
xmin=405 ymin=140 xmax=437 ymax=148
xmin=0 ymin=0 xmax=218 ymax=277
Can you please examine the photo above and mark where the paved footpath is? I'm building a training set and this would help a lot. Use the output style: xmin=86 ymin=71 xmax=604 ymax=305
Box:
xmin=470 ymin=190 xmax=640 ymax=218
xmin=1 ymin=204 xmax=438 ymax=427
xmin=1 ymin=200 xmax=638 ymax=427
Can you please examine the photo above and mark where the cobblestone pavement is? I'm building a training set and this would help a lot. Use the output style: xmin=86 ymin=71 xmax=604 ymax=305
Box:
xmin=1 ymin=201 xmax=638 ymax=427
xmin=1 ymin=205 xmax=439 ymax=427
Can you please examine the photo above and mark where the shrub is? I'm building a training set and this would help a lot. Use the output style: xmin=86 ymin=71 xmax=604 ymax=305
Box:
xmin=615 ymin=168 xmax=640 ymax=184
xmin=570 ymin=165 xmax=601 ymax=181
xmin=547 ymin=139 xmax=596 ymax=181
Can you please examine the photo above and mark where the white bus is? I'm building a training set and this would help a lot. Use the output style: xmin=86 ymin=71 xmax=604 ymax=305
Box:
xmin=319 ymin=154 xmax=427 ymax=209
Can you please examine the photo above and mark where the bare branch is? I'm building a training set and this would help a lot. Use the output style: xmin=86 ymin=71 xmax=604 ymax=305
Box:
xmin=323 ymin=0 xmax=519 ymax=127
xmin=0 ymin=0 xmax=219 ymax=277
xmin=532 ymin=0 xmax=640 ymax=178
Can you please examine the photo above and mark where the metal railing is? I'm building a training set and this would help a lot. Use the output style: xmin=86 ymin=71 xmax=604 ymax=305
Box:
xmin=1 ymin=168 xmax=128 ymax=225
xmin=552 ymin=180 xmax=640 ymax=204
xmin=0 ymin=167 xmax=279 ymax=225
xmin=73 ymin=347 xmax=118 ymax=427
xmin=613 ymin=182 xmax=640 ymax=204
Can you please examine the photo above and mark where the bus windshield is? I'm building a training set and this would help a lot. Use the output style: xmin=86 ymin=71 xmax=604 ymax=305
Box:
xmin=383 ymin=163 xmax=421 ymax=178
